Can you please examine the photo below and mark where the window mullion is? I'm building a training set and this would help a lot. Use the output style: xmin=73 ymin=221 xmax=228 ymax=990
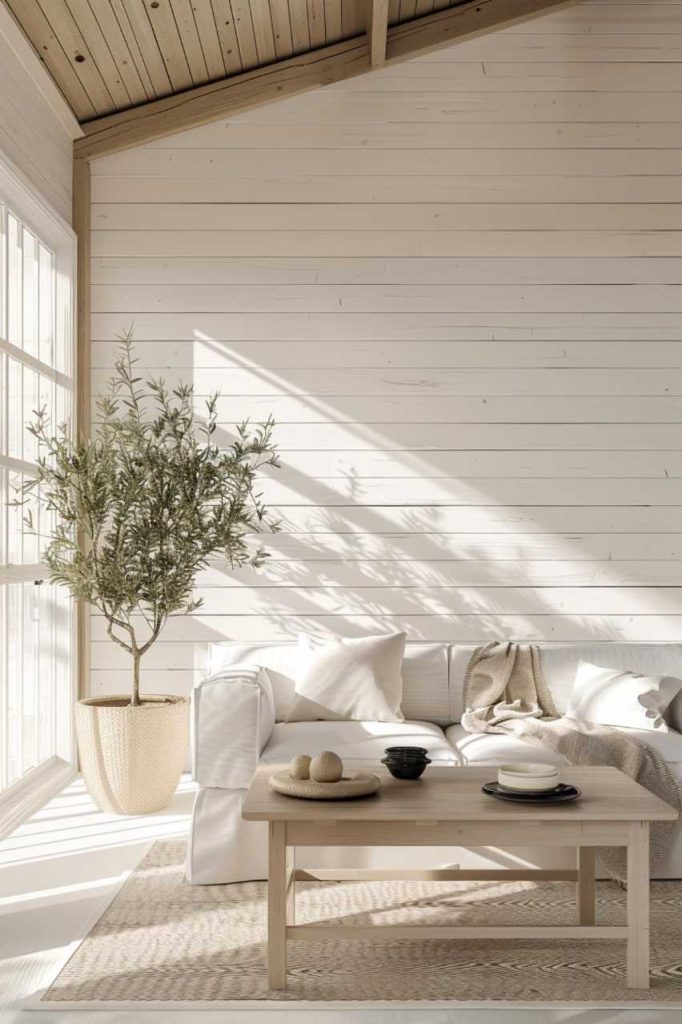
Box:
xmin=0 ymin=337 xmax=71 ymax=387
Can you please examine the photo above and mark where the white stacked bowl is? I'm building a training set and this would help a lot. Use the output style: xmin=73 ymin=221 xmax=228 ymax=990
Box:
xmin=497 ymin=763 xmax=560 ymax=793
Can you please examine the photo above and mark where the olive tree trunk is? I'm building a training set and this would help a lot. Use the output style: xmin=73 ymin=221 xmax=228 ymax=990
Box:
xmin=132 ymin=650 xmax=141 ymax=706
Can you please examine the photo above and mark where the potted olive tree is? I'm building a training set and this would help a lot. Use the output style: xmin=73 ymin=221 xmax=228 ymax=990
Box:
xmin=18 ymin=330 xmax=278 ymax=814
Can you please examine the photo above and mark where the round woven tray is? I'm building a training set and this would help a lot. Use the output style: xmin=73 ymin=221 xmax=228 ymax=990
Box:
xmin=269 ymin=771 xmax=381 ymax=801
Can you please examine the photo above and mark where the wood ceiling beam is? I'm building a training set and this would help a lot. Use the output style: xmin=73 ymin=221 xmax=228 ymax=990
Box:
xmin=369 ymin=0 xmax=389 ymax=67
xmin=74 ymin=0 xmax=575 ymax=160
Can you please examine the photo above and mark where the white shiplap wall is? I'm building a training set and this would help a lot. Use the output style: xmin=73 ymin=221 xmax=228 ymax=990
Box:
xmin=0 ymin=5 xmax=80 ymax=222
xmin=89 ymin=0 xmax=682 ymax=698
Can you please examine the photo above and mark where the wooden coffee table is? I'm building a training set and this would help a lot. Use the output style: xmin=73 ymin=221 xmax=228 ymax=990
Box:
xmin=242 ymin=765 xmax=678 ymax=991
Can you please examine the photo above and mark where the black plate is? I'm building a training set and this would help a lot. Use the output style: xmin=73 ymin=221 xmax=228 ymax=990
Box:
xmin=482 ymin=781 xmax=581 ymax=804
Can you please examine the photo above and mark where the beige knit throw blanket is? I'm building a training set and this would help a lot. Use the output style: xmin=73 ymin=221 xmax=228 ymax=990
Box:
xmin=462 ymin=641 xmax=681 ymax=880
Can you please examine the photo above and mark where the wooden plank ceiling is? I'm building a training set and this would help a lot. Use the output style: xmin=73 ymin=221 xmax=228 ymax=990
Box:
xmin=5 ymin=0 xmax=470 ymax=123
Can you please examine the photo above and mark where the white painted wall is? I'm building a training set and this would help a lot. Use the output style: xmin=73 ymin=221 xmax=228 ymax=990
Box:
xmin=89 ymin=0 xmax=682 ymax=698
xmin=0 ymin=4 xmax=80 ymax=223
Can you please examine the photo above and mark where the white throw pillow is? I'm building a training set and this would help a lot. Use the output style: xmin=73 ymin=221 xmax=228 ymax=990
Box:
xmin=567 ymin=660 xmax=672 ymax=733
xmin=286 ymin=632 xmax=406 ymax=723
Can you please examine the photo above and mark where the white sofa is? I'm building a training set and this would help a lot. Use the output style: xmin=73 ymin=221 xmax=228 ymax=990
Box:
xmin=186 ymin=642 xmax=682 ymax=884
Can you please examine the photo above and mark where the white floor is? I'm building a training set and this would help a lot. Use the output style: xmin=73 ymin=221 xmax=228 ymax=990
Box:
xmin=0 ymin=777 xmax=677 ymax=1024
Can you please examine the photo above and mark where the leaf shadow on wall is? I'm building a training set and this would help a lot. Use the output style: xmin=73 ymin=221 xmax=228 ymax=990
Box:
xmin=168 ymin=333 xmax=678 ymax=649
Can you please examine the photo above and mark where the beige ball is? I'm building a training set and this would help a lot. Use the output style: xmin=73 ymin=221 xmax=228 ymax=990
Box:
xmin=310 ymin=750 xmax=343 ymax=783
xmin=289 ymin=754 xmax=311 ymax=780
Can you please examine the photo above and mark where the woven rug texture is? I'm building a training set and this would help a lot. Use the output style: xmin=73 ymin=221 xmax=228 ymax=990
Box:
xmin=43 ymin=839 xmax=682 ymax=1003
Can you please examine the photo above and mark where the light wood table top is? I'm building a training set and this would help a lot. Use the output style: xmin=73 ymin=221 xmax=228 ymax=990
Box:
xmin=242 ymin=764 xmax=678 ymax=823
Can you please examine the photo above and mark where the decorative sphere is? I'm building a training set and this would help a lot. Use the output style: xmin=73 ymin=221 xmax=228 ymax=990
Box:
xmin=289 ymin=754 xmax=311 ymax=780
xmin=310 ymin=750 xmax=343 ymax=783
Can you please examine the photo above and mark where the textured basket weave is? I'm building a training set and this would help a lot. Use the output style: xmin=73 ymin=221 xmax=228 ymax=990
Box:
xmin=269 ymin=770 xmax=381 ymax=800
xmin=75 ymin=695 xmax=189 ymax=815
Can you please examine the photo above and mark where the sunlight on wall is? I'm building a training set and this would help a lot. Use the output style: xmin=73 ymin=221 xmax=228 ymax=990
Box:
xmin=87 ymin=4 xmax=682 ymax=695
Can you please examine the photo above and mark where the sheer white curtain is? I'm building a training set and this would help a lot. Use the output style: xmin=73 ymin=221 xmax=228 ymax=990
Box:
xmin=0 ymin=157 xmax=76 ymax=800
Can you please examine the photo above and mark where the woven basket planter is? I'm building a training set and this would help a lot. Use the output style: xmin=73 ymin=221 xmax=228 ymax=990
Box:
xmin=75 ymin=695 xmax=189 ymax=815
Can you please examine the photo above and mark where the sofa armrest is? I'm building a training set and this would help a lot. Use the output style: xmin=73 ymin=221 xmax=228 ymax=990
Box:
xmin=191 ymin=666 xmax=275 ymax=789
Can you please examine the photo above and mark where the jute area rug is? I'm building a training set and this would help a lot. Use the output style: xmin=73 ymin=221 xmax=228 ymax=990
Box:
xmin=43 ymin=839 xmax=682 ymax=1005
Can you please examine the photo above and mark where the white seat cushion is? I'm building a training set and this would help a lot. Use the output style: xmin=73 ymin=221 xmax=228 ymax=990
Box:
xmin=263 ymin=719 xmax=457 ymax=766
xmin=445 ymin=723 xmax=682 ymax=784
xmin=445 ymin=723 xmax=569 ymax=769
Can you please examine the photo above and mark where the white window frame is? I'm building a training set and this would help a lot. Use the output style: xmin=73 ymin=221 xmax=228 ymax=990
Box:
xmin=0 ymin=154 xmax=77 ymax=836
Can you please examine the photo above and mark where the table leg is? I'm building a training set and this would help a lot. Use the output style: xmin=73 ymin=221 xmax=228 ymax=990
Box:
xmin=627 ymin=821 xmax=650 ymax=989
xmin=287 ymin=845 xmax=296 ymax=926
xmin=577 ymin=847 xmax=595 ymax=925
xmin=268 ymin=821 xmax=292 ymax=989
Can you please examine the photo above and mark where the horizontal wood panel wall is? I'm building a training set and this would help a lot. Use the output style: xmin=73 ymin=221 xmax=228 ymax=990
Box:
xmin=88 ymin=0 xmax=682 ymax=697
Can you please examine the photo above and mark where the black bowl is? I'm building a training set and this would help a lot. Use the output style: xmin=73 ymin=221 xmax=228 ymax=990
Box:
xmin=384 ymin=746 xmax=429 ymax=758
xmin=382 ymin=755 xmax=431 ymax=779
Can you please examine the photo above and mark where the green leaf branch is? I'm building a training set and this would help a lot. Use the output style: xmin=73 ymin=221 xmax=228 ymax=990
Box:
xmin=14 ymin=327 xmax=280 ymax=705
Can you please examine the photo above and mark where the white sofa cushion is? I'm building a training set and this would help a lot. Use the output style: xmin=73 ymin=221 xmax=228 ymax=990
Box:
xmin=207 ymin=643 xmax=302 ymax=721
xmin=207 ymin=641 xmax=450 ymax=725
xmin=401 ymin=643 xmax=450 ymax=725
xmin=262 ymin=719 xmax=458 ymax=766
xmin=287 ymin=631 xmax=405 ymax=723
xmin=445 ymin=723 xmax=682 ymax=785
xmin=449 ymin=643 xmax=682 ymax=721
xmin=191 ymin=666 xmax=275 ymax=789
xmin=445 ymin=723 xmax=567 ymax=770
xmin=567 ymin=661 xmax=671 ymax=733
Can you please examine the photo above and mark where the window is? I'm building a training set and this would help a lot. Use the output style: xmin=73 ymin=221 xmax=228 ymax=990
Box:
xmin=0 ymin=159 xmax=76 ymax=803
